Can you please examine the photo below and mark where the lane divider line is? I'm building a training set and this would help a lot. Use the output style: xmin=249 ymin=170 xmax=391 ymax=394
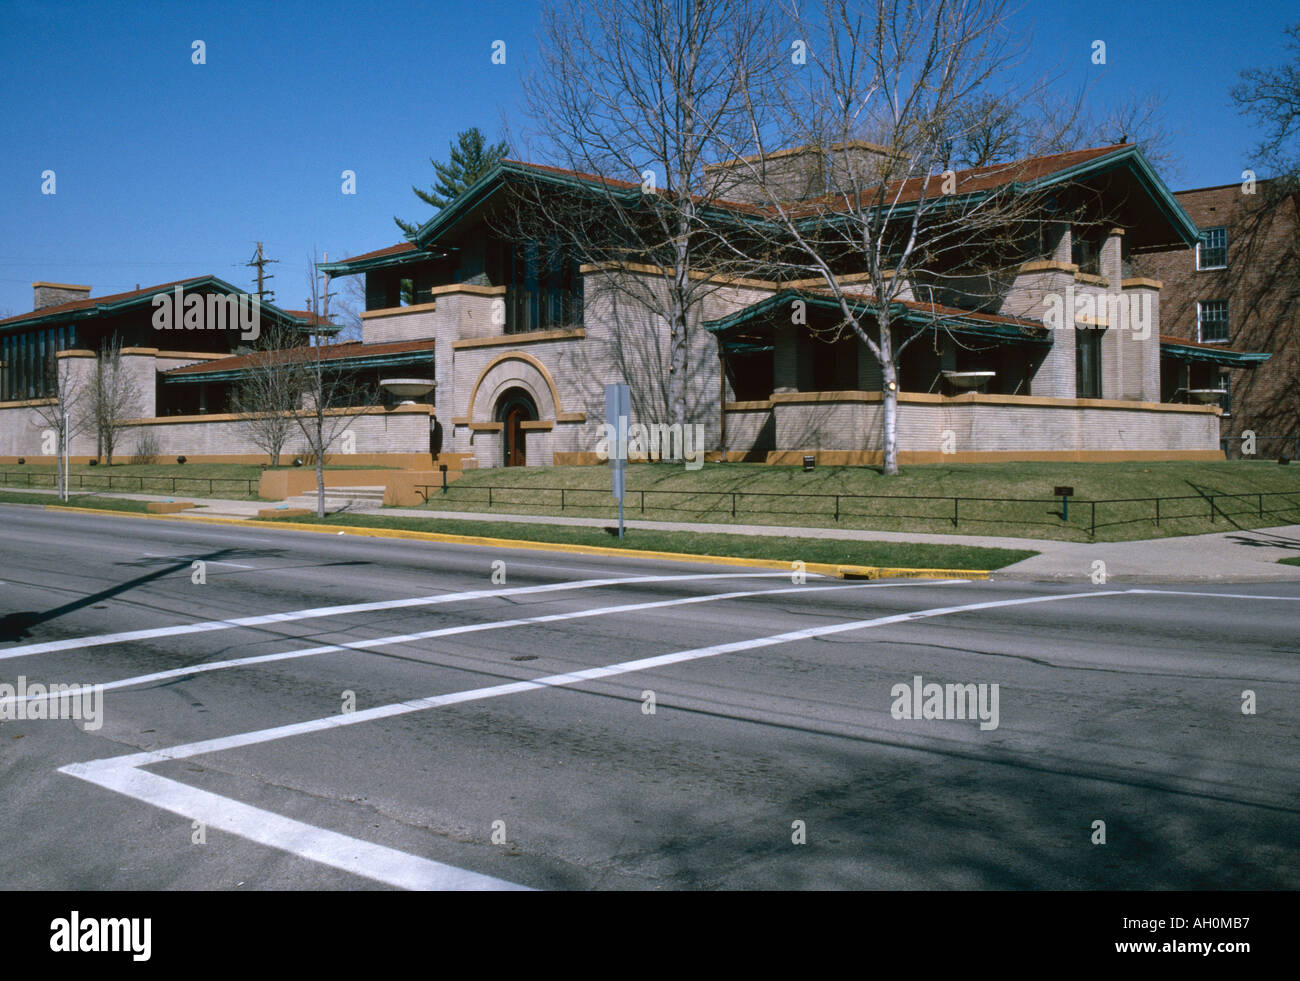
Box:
xmin=0 ymin=571 xmax=805 ymax=661
xmin=5 ymin=579 xmax=960 ymax=704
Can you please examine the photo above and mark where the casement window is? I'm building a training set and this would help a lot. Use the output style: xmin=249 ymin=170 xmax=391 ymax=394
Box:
xmin=1075 ymin=326 xmax=1102 ymax=399
xmin=493 ymin=239 xmax=584 ymax=334
xmin=1071 ymin=231 xmax=1100 ymax=276
xmin=1196 ymin=226 xmax=1227 ymax=270
xmin=1197 ymin=300 xmax=1229 ymax=343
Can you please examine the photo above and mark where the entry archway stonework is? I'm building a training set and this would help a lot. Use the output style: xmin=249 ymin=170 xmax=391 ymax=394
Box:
xmin=452 ymin=349 xmax=589 ymax=466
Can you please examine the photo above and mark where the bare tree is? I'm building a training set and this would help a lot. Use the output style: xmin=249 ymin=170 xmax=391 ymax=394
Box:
xmin=509 ymin=0 xmax=787 ymax=436
xmin=330 ymin=271 xmax=365 ymax=343
xmin=711 ymin=0 xmax=1084 ymax=475
xmin=1233 ymin=22 xmax=1300 ymax=188
xmin=231 ymin=318 xmax=302 ymax=466
xmin=291 ymin=253 xmax=375 ymax=517
xmin=32 ymin=350 xmax=93 ymax=500
xmin=91 ymin=335 xmax=136 ymax=466
xmin=942 ymin=83 xmax=1180 ymax=181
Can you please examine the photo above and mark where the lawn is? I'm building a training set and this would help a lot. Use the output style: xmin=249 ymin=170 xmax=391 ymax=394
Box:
xmin=0 ymin=490 xmax=151 ymax=513
xmin=266 ymin=511 xmax=1037 ymax=571
xmin=408 ymin=460 xmax=1300 ymax=542
xmin=0 ymin=462 xmax=389 ymax=501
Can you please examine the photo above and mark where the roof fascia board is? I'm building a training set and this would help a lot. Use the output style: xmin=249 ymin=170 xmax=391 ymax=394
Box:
xmin=1159 ymin=342 xmax=1271 ymax=365
xmin=0 ymin=276 xmax=309 ymax=333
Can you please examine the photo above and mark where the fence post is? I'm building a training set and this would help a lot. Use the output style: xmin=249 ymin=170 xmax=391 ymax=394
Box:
xmin=731 ymin=492 xmax=736 ymax=518
xmin=560 ymin=488 xmax=565 ymax=512
xmin=953 ymin=498 xmax=958 ymax=528
xmin=488 ymin=486 xmax=492 ymax=508
xmin=1259 ymin=494 xmax=1264 ymax=519
xmin=640 ymin=490 xmax=645 ymax=513
xmin=1155 ymin=497 xmax=1160 ymax=527
xmin=1091 ymin=501 xmax=1096 ymax=537
xmin=834 ymin=495 xmax=839 ymax=523
xmin=1209 ymin=496 xmax=1215 ymax=523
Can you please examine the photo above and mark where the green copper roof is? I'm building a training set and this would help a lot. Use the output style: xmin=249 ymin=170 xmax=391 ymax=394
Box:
xmin=1160 ymin=340 xmax=1272 ymax=366
xmin=0 ymin=275 xmax=326 ymax=335
xmin=705 ymin=290 xmax=1050 ymax=347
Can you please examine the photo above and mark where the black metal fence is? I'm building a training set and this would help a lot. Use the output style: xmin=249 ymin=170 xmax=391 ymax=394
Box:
xmin=0 ymin=471 xmax=260 ymax=496
xmin=414 ymin=483 xmax=1300 ymax=537
xmin=1221 ymin=434 xmax=1300 ymax=460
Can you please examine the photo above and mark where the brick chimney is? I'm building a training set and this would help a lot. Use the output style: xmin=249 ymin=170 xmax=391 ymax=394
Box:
xmin=33 ymin=282 xmax=91 ymax=310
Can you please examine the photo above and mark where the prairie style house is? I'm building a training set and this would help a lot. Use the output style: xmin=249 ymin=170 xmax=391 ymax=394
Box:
xmin=316 ymin=142 xmax=1260 ymax=469
xmin=1 ymin=142 xmax=1271 ymax=469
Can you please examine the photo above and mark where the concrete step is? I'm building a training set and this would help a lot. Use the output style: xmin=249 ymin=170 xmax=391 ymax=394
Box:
xmin=282 ymin=492 xmax=382 ymax=512
xmin=320 ymin=485 xmax=386 ymax=500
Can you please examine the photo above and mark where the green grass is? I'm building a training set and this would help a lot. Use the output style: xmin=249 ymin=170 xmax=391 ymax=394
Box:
xmin=262 ymin=511 xmax=1037 ymax=570
xmin=0 ymin=462 xmax=393 ymax=501
xmin=1279 ymin=556 xmax=1300 ymax=568
xmin=408 ymin=460 xmax=1300 ymax=543
xmin=0 ymin=490 xmax=151 ymax=513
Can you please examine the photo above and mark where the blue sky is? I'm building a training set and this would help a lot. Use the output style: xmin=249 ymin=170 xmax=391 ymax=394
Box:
xmin=0 ymin=0 xmax=1294 ymax=317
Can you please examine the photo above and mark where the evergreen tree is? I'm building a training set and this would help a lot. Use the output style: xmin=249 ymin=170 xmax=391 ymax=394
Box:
xmin=394 ymin=127 xmax=510 ymax=237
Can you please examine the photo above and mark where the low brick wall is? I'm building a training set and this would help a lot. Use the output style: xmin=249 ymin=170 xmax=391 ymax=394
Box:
xmin=0 ymin=400 xmax=438 ymax=463
xmin=768 ymin=391 xmax=1221 ymax=460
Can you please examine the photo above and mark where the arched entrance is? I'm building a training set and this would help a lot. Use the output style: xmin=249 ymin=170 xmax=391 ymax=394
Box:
xmin=495 ymin=388 xmax=538 ymax=467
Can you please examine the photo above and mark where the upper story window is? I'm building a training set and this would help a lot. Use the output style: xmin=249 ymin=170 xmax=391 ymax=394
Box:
xmin=1196 ymin=226 xmax=1227 ymax=270
xmin=1198 ymin=299 xmax=1229 ymax=343
xmin=1071 ymin=228 xmax=1102 ymax=276
xmin=493 ymin=238 xmax=584 ymax=334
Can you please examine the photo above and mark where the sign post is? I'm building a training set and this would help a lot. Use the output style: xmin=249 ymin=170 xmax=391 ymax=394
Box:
xmin=1054 ymin=486 xmax=1074 ymax=522
xmin=605 ymin=383 xmax=630 ymax=540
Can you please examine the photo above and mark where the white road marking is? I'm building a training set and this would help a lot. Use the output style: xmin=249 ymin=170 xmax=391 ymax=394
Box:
xmin=59 ymin=587 xmax=1125 ymax=891
xmin=73 ymin=589 xmax=1126 ymax=771
xmin=1125 ymin=588 xmax=1300 ymax=601
xmin=0 ymin=571 xmax=812 ymax=661
xmin=5 ymin=579 xmax=958 ymax=704
xmin=143 ymin=554 xmax=255 ymax=570
xmin=63 ymin=764 xmax=527 ymax=891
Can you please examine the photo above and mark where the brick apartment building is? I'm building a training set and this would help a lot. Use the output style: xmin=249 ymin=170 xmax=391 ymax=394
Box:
xmin=1138 ymin=180 xmax=1300 ymax=457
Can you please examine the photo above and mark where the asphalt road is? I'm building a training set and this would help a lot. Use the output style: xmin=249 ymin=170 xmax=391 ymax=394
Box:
xmin=1 ymin=505 xmax=1296 ymax=890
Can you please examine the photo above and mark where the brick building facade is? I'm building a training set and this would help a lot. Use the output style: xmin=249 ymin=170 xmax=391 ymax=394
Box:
xmin=1138 ymin=180 xmax=1300 ymax=456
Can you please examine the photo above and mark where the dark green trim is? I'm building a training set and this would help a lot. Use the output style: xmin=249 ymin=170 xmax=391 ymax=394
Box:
xmin=409 ymin=161 xmax=773 ymax=251
xmin=0 ymin=276 xmax=322 ymax=335
xmin=163 ymin=348 xmax=436 ymax=384
xmin=719 ymin=341 xmax=776 ymax=355
xmin=1034 ymin=145 xmax=1200 ymax=247
xmin=1160 ymin=341 xmax=1271 ymax=366
xmin=317 ymin=248 xmax=447 ymax=277
xmin=704 ymin=289 xmax=1050 ymax=347
xmin=795 ymin=146 xmax=1200 ymax=248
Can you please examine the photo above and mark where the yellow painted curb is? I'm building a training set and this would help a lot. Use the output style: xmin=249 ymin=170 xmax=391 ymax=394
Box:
xmin=40 ymin=505 xmax=991 ymax=580
xmin=837 ymin=565 xmax=992 ymax=581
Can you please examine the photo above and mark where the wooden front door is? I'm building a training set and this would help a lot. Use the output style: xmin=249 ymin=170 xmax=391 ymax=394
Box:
xmin=504 ymin=405 xmax=527 ymax=466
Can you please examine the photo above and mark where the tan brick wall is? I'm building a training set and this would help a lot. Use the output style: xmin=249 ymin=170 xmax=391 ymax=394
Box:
xmin=769 ymin=393 xmax=1219 ymax=455
xmin=118 ymin=407 xmax=433 ymax=458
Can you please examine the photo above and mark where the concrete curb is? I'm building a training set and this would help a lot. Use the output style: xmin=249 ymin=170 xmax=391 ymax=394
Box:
xmin=40 ymin=504 xmax=992 ymax=581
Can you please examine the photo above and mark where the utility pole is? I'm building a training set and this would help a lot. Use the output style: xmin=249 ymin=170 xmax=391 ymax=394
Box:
xmin=321 ymin=252 xmax=333 ymax=323
xmin=246 ymin=242 xmax=278 ymax=305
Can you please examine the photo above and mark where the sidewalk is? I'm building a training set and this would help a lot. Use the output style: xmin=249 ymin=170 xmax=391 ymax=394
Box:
xmin=9 ymin=485 xmax=1300 ymax=583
